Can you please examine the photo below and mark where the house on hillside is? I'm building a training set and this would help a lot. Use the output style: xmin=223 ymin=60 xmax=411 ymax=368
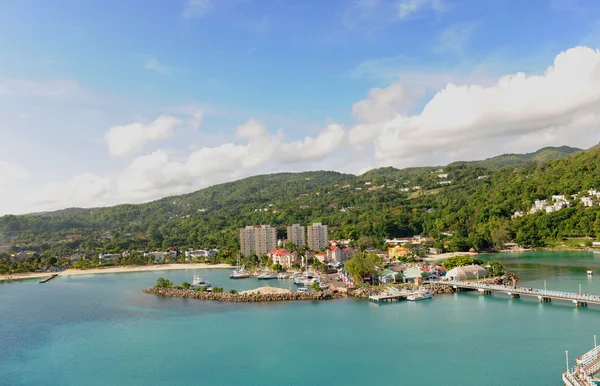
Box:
xmin=144 ymin=250 xmax=177 ymax=263
xmin=327 ymin=246 xmax=342 ymax=263
xmin=99 ymin=253 xmax=120 ymax=264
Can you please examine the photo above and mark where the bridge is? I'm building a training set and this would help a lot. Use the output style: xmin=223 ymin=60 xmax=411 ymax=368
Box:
xmin=425 ymin=280 xmax=600 ymax=307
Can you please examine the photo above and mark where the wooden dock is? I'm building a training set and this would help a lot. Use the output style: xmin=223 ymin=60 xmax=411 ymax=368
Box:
xmin=39 ymin=274 xmax=58 ymax=283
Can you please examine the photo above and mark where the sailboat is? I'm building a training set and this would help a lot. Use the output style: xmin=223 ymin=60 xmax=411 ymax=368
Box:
xmin=230 ymin=253 xmax=252 ymax=279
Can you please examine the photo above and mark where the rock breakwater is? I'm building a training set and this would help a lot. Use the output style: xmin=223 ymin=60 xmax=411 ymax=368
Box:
xmin=143 ymin=286 xmax=344 ymax=302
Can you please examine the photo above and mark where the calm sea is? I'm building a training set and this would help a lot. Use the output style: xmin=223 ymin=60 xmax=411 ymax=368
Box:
xmin=2 ymin=251 xmax=600 ymax=386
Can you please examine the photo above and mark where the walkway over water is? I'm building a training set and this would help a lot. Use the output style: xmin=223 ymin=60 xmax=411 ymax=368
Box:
xmin=425 ymin=280 xmax=600 ymax=306
xmin=563 ymin=344 xmax=600 ymax=386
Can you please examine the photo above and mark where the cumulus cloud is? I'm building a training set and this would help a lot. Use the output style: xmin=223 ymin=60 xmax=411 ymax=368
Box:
xmin=398 ymin=0 xmax=445 ymax=20
xmin=280 ymin=124 xmax=346 ymax=163
xmin=359 ymin=46 xmax=600 ymax=166
xmin=105 ymin=115 xmax=182 ymax=156
xmin=26 ymin=173 xmax=113 ymax=211
xmin=0 ymin=161 xmax=30 ymax=184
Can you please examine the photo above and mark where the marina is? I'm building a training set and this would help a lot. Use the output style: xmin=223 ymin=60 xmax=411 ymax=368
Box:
xmin=564 ymin=339 xmax=600 ymax=386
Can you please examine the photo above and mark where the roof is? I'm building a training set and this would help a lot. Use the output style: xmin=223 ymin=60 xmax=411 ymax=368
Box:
xmin=446 ymin=265 xmax=488 ymax=280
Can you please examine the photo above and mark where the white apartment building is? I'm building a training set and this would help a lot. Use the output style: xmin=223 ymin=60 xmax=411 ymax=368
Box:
xmin=240 ymin=225 xmax=277 ymax=257
xmin=307 ymin=222 xmax=328 ymax=251
xmin=286 ymin=224 xmax=306 ymax=249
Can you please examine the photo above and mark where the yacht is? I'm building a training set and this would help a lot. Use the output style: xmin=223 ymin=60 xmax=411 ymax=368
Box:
xmin=230 ymin=266 xmax=252 ymax=279
xmin=192 ymin=274 xmax=213 ymax=289
xmin=257 ymin=272 xmax=278 ymax=280
xmin=277 ymin=273 xmax=289 ymax=279
xmin=407 ymin=289 xmax=433 ymax=301
xmin=296 ymin=287 xmax=309 ymax=293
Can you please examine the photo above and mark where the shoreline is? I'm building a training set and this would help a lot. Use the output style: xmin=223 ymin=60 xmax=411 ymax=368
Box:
xmin=0 ymin=263 xmax=232 ymax=282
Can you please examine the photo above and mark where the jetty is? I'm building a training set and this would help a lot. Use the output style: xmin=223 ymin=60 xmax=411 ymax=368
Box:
xmin=426 ymin=280 xmax=600 ymax=307
xmin=368 ymin=288 xmax=416 ymax=303
xmin=563 ymin=339 xmax=600 ymax=385
xmin=39 ymin=274 xmax=58 ymax=283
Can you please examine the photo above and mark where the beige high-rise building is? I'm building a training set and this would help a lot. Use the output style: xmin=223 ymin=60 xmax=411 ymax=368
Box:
xmin=240 ymin=225 xmax=277 ymax=256
xmin=286 ymin=224 xmax=305 ymax=250
xmin=307 ymin=222 xmax=328 ymax=251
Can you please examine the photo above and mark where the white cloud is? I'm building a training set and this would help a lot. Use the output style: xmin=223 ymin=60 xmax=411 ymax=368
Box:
xmin=183 ymin=0 xmax=212 ymax=19
xmin=104 ymin=115 xmax=183 ymax=156
xmin=352 ymin=84 xmax=421 ymax=123
xmin=398 ymin=0 xmax=445 ymax=20
xmin=0 ymin=161 xmax=30 ymax=184
xmin=360 ymin=46 xmax=600 ymax=166
xmin=280 ymin=124 xmax=346 ymax=164
xmin=145 ymin=58 xmax=169 ymax=74
xmin=26 ymin=173 xmax=113 ymax=211
xmin=0 ymin=78 xmax=79 ymax=97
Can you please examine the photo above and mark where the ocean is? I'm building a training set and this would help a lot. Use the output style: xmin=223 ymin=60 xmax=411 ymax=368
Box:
xmin=2 ymin=251 xmax=600 ymax=385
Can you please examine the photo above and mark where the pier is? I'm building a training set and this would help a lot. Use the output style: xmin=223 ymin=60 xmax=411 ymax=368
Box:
xmin=426 ymin=280 xmax=600 ymax=307
xmin=563 ymin=339 xmax=600 ymax=386
xmin=368 ymin=289 xmax=416 ymax=303
xmin=39 ymin=274 xmax=58 ymax=283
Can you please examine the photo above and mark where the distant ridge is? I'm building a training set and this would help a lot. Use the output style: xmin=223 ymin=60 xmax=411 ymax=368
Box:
xmin=450 ymin=145 xmax=582 ymax=170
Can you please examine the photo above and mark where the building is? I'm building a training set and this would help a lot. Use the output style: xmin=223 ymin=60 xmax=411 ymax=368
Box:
xmin=445 ymin=265 xmax=488 ymax=280
xmin=144 ymin=250 xmax=177 ymax=263
xmin=286 ymin=224 xmax=306 ymax=249
xmin=327 ymin=246 xmax=343 ymax=263
xmin=314 ymin=253 xmax=327 ymax=263
xmin=99 ymin=253 xmax=120 ymax=264
xmin=581 ymin=197 xmax=596 ymax=207
xmin=185 ymin=249 xmax=219 ymax=261
xmin=269 ymin=249 xmax=297 ymax=267
xmin=388 ymin=246 xmax=410 ymax=259
xmin=307 ymin=223 xmax=328 ymax=251
xmin=240 ymin=225 xmax=277 ymax=256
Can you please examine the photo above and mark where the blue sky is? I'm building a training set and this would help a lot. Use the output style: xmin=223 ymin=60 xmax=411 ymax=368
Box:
xmin=1 ymin=0 xmax=600 ymax=214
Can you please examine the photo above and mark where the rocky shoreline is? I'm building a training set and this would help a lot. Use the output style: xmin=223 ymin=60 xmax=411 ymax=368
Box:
xmin=143 ymin=286 xmax=345 ymax=302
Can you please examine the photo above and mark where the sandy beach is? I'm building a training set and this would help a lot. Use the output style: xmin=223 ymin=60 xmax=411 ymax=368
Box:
xmin=0 ymin=263 xmax=232 ymax=282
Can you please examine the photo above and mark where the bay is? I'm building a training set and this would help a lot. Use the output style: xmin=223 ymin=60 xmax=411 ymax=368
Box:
xmin=2 ymin=251 xmax=600 ymax=385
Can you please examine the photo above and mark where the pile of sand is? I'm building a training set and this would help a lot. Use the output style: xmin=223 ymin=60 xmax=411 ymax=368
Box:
xmin=240 ymin=286 xmax=292 ymax=295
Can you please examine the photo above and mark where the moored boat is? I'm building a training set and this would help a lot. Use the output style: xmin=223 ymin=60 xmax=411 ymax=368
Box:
xmin=257 ymin=272 xmax=277 ymax=280
xmin=407 ymin=289 xmax=433 ymax=301
xmin=192 ymin=274 xmax=213 ymax=289
xmin=230 ymin=266 xmax=252 ymax=279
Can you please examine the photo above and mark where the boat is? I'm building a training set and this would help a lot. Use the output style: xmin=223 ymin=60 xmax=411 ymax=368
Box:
xmin=297 ymin=287 xmax=309 ymax=293
xmin=230 ymin=266 xmax=252 ymax=279
xmin=407 ymin=289 xmax=433 ymax=301
xmin=277 ymin=273 xmax=289 ymax=279
xmin=257 ymin=272 xmax=278 ymax=280
xmin=588 ymin=270 xmax=593 ymax=276
xmin=192 ymin=274 xmax=213 ymax=289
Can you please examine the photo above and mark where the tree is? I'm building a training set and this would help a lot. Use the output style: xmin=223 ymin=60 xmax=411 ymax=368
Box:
xmin=487 ymin=261 xmax=505 ymax=277
xmin=344 ymin=252 xmax=382 ymax=282
xmin=212 ymin=287 xmax=224 ymax=293
xmin=272 ymin=263 xmax=283 ymax=272
xmin=181 ymin=281 xmax=191 ymax=289
xmin=310 ymin=281 xmax=321 ymax=291
xmin=155 ymin=277 xmax=172 ymax=288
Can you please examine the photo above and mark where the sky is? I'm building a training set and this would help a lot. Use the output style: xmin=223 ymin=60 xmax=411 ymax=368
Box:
xmin=1 ymin=0 xmax=600 ymax=215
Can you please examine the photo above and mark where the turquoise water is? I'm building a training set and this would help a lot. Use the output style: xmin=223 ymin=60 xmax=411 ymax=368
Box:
xmin=2 ymin=252 xmax=600 ymax=385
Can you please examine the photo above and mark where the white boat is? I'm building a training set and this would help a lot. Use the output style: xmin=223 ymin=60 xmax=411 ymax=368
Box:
xmin=192 ymin=274 xmax=213 ymax=289
xmin=230 ymin=266 xmax=252 ymax=279
xmin=297 ymin=287 xmax=309 ymax=293
xmin=588 ymin=270 xmax=593 ymax=276
xmin=257 ymin=272 xmax=278 ymax=280
xmin=407 ymin=289 xmax=433 ymax=301
xmin=277 ymin=273 xmax=289 ymax=279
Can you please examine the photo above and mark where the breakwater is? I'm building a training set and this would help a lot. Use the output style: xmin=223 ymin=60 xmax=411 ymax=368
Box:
xmin=143 ymin=286 xmax=345 ymax=302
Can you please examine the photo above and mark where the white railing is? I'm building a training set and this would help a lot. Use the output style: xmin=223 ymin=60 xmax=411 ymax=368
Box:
xmin=426 ymin=280 xmax=600 ymax=303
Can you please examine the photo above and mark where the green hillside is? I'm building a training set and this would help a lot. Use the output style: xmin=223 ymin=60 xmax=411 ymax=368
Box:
xmin=450 ymin=145 xmax=581 ymax=170
xmin=1 ymin=145 xmax=599 ymax=261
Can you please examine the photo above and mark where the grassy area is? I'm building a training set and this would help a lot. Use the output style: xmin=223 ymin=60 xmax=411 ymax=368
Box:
xmin=543 ymin=237 xmax=596 ymax=249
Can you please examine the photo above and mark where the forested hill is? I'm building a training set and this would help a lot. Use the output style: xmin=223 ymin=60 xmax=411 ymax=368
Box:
xmin=1 ymin=145 xmax=599 ymax=256
xmin=449 ymin=145 xmax=581 ymax=170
